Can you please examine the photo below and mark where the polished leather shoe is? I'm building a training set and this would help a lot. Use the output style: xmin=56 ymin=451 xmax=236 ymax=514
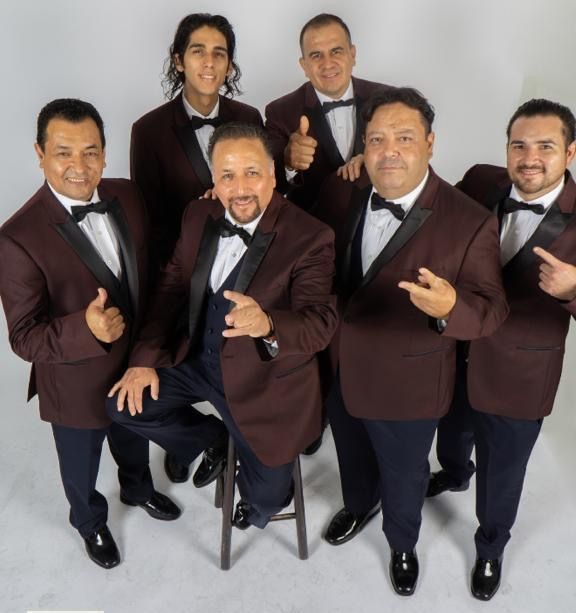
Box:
xmin=231 ymin=500 xmax=253 ymax=530
xmin=390 ymin=550 xmax=419 ymax=596
xmin=471 ymin=557 xmax=502 ymax=601
xmin=83 ymin=525 xmax=120 ymax=569
xmin=302 ymin=432 xmax=323 ymax=456
xmin=164 ymin=453 xmax=191 ymax=483
xmin=426 ymin=470 xmax=469 ymax=498
xmin=192 ymin=438 xmax=227 ymax=488
xmin=120 ymin=490 xmax=181 ymax=521
xmin=324 ymin=504 xmax=380 ymax=545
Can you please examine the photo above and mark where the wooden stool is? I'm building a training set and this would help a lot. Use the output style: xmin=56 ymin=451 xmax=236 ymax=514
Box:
xmin=214 ymin=437 xmax=308 ymax=570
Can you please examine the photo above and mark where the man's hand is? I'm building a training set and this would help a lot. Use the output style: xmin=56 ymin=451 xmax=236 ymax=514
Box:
xmin=534 ymin=246 xmax=576 ymax=301
xmin=200 ymin=187 xmax=218 ymax=200
xmin=108 ymin=367 xmax=159 ymax=416
xmin=398 ymin=268 xmax=457 ymax=319
xmin=284 ymin=115 xmax=318 ymax=171
xmin=337 ymin=154 xmax=364 ymax=181
xmin=85 ymin=288 xmax=125 ymax=343
xmin=222 ymin=290 xmax=272 ymax=338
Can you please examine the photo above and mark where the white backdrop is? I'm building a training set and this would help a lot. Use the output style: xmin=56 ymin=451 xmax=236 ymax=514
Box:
xmin=0 ymin=0 xmax=575 ymax=431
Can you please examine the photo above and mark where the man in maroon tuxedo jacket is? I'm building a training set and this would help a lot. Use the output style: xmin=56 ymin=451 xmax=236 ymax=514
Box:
xmin=265 ymin=13 xmax=387 ymax=211
xmin=0 ymin=99 xmax=179 ymax=570
xmin=107 ymin=123 xmax=337 ymax=530
xmin=131 ymin=13 xmax=263 ymax=271
xmin=315 ymin=87 xmax=508 ymax=596
xmin=427 ymin=99 xmax=576 ymax=601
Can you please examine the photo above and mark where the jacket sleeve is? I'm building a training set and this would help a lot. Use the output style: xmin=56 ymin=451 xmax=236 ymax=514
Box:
xmin=443 ymin=214 xmax=509 ymax=339
xmin=0 ymin=235 xmax=107 ymax=363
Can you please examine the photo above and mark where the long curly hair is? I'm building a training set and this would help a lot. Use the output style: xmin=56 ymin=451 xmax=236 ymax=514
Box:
xmin=162 ymin=13 xmax=242 ymax=100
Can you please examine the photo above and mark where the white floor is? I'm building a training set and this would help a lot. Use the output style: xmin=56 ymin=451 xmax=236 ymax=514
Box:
xmin=1 ymin=334 xmax=576 ymax=613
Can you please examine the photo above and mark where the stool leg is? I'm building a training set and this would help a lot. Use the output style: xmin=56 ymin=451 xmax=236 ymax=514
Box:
xmin=220 ymin=439 xmax=236 ymax=570
xmin=293 ymin=456 xmax=308 ymax=560
xmin=214 ymin=472 xmax=224 ymax=509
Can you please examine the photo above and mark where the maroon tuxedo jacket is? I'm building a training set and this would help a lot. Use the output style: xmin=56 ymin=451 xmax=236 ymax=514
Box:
xmin=459 ymin=164 xmax=576 ymax=419
xmin=0 ymin=180 xmax=148 ymax=428
xmin=129 ymin=192 xmax=338 ymax=466
xmin=130 ymin=93 xmax=263 ymax=265
xmin=265 ymin=77 xmax=386 ymax=210
xmin=315 ymin=168 xmax=508 ymax=421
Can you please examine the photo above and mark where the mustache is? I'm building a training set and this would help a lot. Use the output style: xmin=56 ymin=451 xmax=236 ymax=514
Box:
xmin=230 ymin=195 xmax=258 ymax=205
xmin=516 ymin=165 xmax=544 ymax=171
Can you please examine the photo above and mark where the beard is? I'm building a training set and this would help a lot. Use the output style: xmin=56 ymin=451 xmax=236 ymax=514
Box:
xmin=229 ymin=195 xmax=262 ymax=224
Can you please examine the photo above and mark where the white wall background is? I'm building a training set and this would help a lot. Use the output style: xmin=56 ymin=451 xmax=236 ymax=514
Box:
xmin=0 ymin=0 xmax=575 ymax=425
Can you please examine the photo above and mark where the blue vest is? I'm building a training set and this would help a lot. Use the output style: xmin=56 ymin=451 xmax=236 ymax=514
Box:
xmin=193 ymin=259 xmax=243 ymax=369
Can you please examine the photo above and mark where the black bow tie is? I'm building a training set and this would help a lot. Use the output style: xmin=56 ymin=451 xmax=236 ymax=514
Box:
xmin=322 ymin=98 xmax=355 ymax=113
xmin=190 ymin=116 xmax=222 ymax=130
xmin=218 ymin=217 xmax=252 ymax=247
xmin=370 ymin=193 xmax=406 ymax=221
xmin=501 ymin=197 xmax=545 ymax=215
xmin=70 ymin=199 xmax=116 ymax=223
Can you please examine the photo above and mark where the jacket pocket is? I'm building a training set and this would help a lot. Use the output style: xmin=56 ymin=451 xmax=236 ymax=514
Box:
xmin=275 ymin=355 xmax=315 ymax=378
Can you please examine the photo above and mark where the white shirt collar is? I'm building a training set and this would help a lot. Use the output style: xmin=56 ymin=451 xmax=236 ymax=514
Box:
xmin=47 ymin=182 xmax=100 ymax=215
xmin=182 ymin=94 xmax=220 ymax=120
xmin=370 ymin=169 xmax=430 ymax=209
xmin=223 ymin=210 xmax=263 ymax=236
xmin=314 ymin=81 xmax=354 ymax=105
xmin=509 ymin=177 xmax=565 ymax=210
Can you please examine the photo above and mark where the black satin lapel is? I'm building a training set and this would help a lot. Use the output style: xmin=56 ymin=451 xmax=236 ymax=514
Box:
xmin=231 ymin=230 xmax=276 ymax=299
xmin=174 ymin=123 xmax=213 ymax=190
xmin=503 ymin=203 xmax=575 ymax=276
xmin=307 ymin=105 xmax=345 ymax=168
xmin=361 ymin=206 xmax=433 ymax=288
xmin=107 ymin=200 xmax=139 ymax=316
xmin=340 ymin=185 xmax=371 ymax=284
xmin=352 ymin=96 xmax=365 ymax=155
xmin=53 ymin=217 xmax=128 ymax=313
xmin=188 ymin=217 xmax=220 ymax=338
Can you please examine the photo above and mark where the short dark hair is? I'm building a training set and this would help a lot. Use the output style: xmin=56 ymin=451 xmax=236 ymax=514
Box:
xmin=362 ymin=86 xmax=435 ymax=135
xmin=36 ymin=98 xmax=105 ymax=151
xmin=208 ymin=123 xmax=273 ymax=163
xmin=299 ymin=13 xmax=352 ymax=52
xmin=506 ymin=98 xmax=576 ymax=147
xmin=162 ymin=13 xmax=242 ymax=100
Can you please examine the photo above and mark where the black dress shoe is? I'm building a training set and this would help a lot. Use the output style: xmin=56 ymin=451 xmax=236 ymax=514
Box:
xmin=231 ymin=500 xmax=253 ymax=530
xmin=120 ymin=490 xmax=181 ymax=521
xmin=164 ymin=453 xmax=191 ymax=483
xmin=192 ymin=438 xmax=227 ymax=488
xmin=390 ymin=550 xmax=419 ymax=596
xmin=302 ymin=432 xmax=323 ymax=456
xmin=471 ymin=557 xmax=502 ymax=601
xmin=324 ymin=504 xmax=380 ymax=545
xmin=426 ymin=470 xmax=469 ymax=498
xmin=83 ymin=525 xmax=120 ymax=569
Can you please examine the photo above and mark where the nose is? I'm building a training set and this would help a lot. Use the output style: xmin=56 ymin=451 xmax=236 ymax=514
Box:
xmin=69 ymin=153 xmax=89 ymax=174
xmin=522 ymin=145 xmax=541 ymax=165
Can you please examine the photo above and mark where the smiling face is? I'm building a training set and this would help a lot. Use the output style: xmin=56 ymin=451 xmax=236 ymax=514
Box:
xmin=299 ymin=22 xmax=356 ymax=100
xmin=507 ymin=114 xmax=576 ymax=201
xmin=363 ymin=103 xmax=434 ymax=199
xmin=174 ymin=25 xmax=231 ymax=111
xmin=211 ymin=137 xmax=276 ymax=224
xmin=34 ymin=117 xmax=105 ymax=201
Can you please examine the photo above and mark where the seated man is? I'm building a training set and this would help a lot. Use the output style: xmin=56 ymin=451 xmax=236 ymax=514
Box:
xmin=107 ymin=123 xmax=337 ymax=528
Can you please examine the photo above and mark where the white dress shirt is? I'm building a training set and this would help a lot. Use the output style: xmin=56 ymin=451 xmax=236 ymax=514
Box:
xmin=361 ymin=172 xmax=430 ymax=274
xmin=182 ymin=95 xmax=220 ymax=166
xmin=314 ymin=81 xmax=356 ymax=162
xmin=500 ymin=179 xmax=564 ymax=265
xmin=210 ymin=211 xmax=263 ymax=291
xmin=49 ymin=183 xmax=122 ymax=278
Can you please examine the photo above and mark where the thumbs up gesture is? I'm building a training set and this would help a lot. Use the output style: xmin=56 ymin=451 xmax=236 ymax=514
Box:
xmin=533 ymin=246 xmax=576 ymax=301
xmin=85 ymin=287 xmax=125 ymax=342
xmin=284 ymin=115 xmax=318 ymax=171
xmin=398 ymin=268 xmax=457 ymax=319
